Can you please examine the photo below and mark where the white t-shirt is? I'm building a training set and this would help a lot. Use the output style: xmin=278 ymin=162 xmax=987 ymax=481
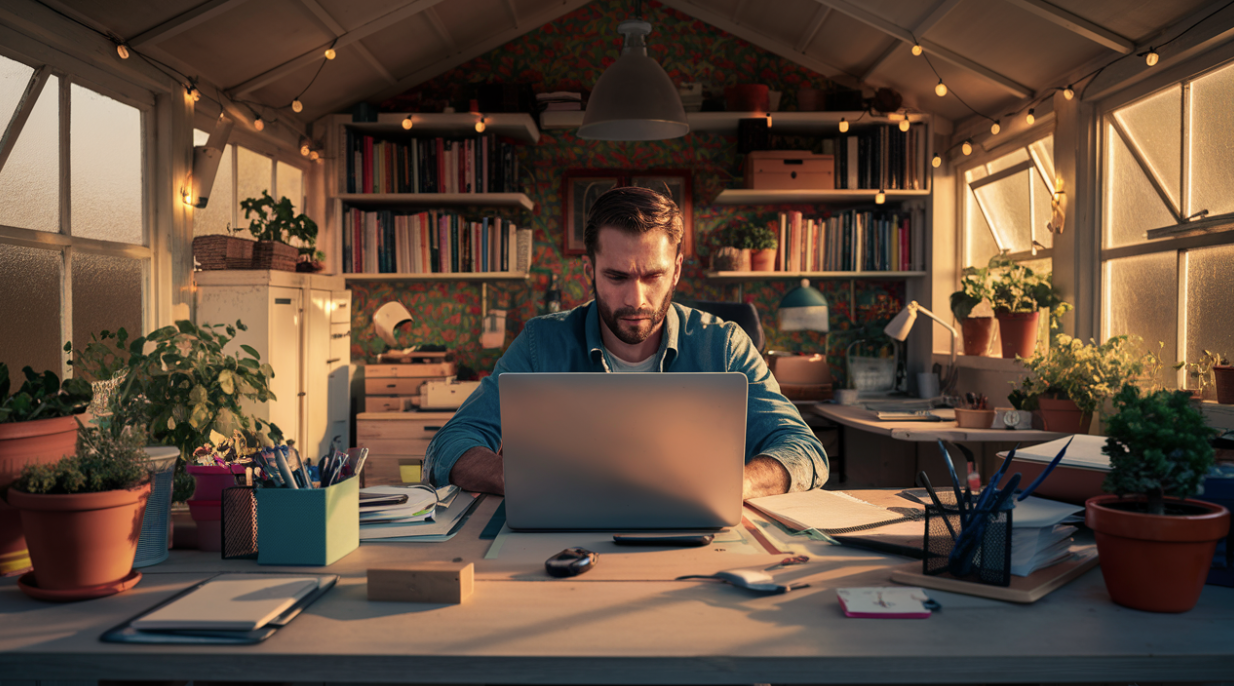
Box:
xmin=604 ymin=346 xmax=658 ymax=373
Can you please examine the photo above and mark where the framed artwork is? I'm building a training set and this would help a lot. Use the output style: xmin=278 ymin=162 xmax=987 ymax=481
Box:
xmin=561 ymin=169 xmax=693 ymax=257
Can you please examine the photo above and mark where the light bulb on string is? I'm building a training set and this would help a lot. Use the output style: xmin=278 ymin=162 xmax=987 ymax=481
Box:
xmin=402 ymin=116 xmax=414 ymax=130
xmin=962 ymin=140 xmax=973 ymax=156
xmin=838 ymin=117 xmax=849 ymax=133
xmin=765 ymin=112 xmax=773 ymax=128
xmin=254 ymin=117 xmax=265 ymax=131
xmin=292 ymin=99 xmax=304 ymax=113
xmin=931 ymin=153 xmax=942 ymax=168
xmin=1063 ymin=85 xmax=1075 ymax=100
xmin=990 ymin=120 xmax=1001 ymax=135
xmin=899 ymin=118 xmax=910 ymax=132
xmin=1145 ymin=49 xmax=1159 ymax=66
xmin=875 ymin=189 xmax=886 ymax=204
xmin=186 ymin=84 xmax=200 ymax=102
xmin=116 ymin=43 xmax=130 ymax=60
xmin=309 ymin=150 xmax=319 ymax=161
xmin=935 ymin=80 xmax=947 ymax=97
xmin=300 ymin=139 xmax=311 ymax=157
xmin=911 ymin=44 xmax=923 ymax=56
xmin=475 ymin=116 xmax=486 ymax=133
xmin=1025 ymin=108 xmax=1035 ymax=125
xmin=324 ymin=48 xmax=336 ymax=60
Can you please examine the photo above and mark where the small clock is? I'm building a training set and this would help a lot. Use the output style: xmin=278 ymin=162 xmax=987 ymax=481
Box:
xmin=1002 ymin=410 xmax=1023 ymax=429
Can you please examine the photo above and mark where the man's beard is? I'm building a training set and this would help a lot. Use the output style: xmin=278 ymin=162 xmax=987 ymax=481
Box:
xmin=593 ymin=280 xmax=675 ymax=346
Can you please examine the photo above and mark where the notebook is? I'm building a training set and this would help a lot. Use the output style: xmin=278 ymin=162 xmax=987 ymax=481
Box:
xmin=746 ymin=489 xmax=912 ymax=534
xmin=131 ymin=576 xmax=322 ymax=631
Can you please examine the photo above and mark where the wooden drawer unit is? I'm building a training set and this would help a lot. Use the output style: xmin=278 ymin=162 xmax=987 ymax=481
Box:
xmin=365 ymin=377 xmax=436 ymax=395
xmin=356 ymin=412 xmax=454 ymax=486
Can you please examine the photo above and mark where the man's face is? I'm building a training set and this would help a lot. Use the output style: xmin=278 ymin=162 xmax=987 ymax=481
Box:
xmin=584 ymin=227 xmax=683 ymax=346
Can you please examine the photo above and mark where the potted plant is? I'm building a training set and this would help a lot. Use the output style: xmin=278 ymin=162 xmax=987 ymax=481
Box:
xmin=1203 ymin=353 xmax=1233 ymax=404
xmin=740 ymin=223 xmax=779 ymax=272
xmin=985 ymin=254 xmax=1070 ymax=359
xmin=241 ymin=191 xmax=319 ymax=272
xmin=1087 ymin=384 xmax=1229 ymax=612
xmin=0 ymin=364 xmax=93 ymax=577
xmin=950 ymin=263 xmax=995 ymax=356
xmin=1009 ymin=334 xmax=1145 ymax=434
xmin=192 ymin=222 xmax=255 ymax=270
xmin=1181 ymin=349 xmax=1221 ymax=401
xmin=8 ymin=418 xmax=153 ymax=600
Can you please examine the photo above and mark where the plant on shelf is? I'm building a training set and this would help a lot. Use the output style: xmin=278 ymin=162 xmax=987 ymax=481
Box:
xmin=950 ymin=263 xmax=995 ymax=356
xmin=193 ymin=222 xmax=257 ymax=271
xmin=1008 ymin=333 xmax=1145 ymax=434
xmin=727 ymin=223 xmax=778 ymax=271
xmin=240 ymin=190 xmax=323 ymax=272
xmin=1086 ymin=384 xmax=1229 ymax=613
xmin=1182 ymin=349 xmax=1223 ymax=400
xmin=985 ymin=254 xmax=1070 ymax=359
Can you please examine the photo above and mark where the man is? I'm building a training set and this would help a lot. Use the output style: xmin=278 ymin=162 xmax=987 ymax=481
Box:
xmin=424 ymin=186 xmax=828 ymax=497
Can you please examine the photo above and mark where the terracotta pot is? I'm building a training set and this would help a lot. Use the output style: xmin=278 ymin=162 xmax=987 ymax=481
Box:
xmin=1086 ymin=495 xmax=1230 ymax=612
xmin=1036 ymin=397 xmax=1092 ymax=434
xmin=1215 ymin=365 xmax=1234 ymax=405
xmin=954 ymin=408 xmax=995 ymax=429
xmin=9 ymin=482 xmax=150 ymax=592
xmin=959 ymin=317 xmax=995 ymax=357
xmin=0 ymin=415 xmax=79 ymax=577
xmin=995 ymin=310 xmax=1039 ymax=359
xmin=750 ymin=248 xmax=777 ymax=272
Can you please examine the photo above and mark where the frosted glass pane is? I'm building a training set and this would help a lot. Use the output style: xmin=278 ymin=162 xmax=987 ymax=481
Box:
xmin=72 ymin=253 xmax=143 ymax=366
xmin=974 ymin=169 xmax=1031 ymax=253
xmin=0 ymin=74 xmax=58 ymax=232
xmin=1029 ymin=135 xmax=1055 ymax=190
xmin=1185 ymin=243 xmax=1234 ymax=369
xmin=276 ymin=161 xmax=303 ymax=212
xmin=1114 ymin=84 xmax=1180 ymax=212
xmin=0 ymin=55 xmax=34 ymax=134
xmin=236 ymin=146 xmax=272 ymax=236
xmin=1032 ymin=170 xmax=1053 ymax=249
xmin=192 ymin=129 xmax=234 ymax=237
xmin=71 ymin=83 xmax=142 ymax=244
xmin=965 ymin=185 xmax=999 ymax=267
xmin=1104 ymin=253 xmax=1177 ymax=389
xmin=965 ymin=166 xmax=988 ymax=184
xmin=1104 ymin=126 xmax=1175 ymax=248
xmin=987 ymin=148 xmax=1029 ymax=174
xmin=0 ymin=245 xmax=62 ymax=376
xmin=1188 ymin=62 xmax=1234 ymax=218
xmin=1019 ymin=257 xmax=1052 ymax=276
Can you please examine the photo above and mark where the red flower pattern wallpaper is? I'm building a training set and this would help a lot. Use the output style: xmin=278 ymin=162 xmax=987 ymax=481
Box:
xmin=346 ymin=0 xmax=906 ymax=384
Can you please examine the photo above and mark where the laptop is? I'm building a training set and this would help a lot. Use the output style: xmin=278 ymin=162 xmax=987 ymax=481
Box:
xmin=499 ymin=372 xmax=748 ymax=531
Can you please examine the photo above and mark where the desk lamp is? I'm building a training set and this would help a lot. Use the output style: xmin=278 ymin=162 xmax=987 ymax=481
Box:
xmin=777 ymin=279 xmax=829 ymax=332
xmin=373 ymin=301 xmax=416 ymax=363
xmin=883 ymin=301 xmax=957 ymax=396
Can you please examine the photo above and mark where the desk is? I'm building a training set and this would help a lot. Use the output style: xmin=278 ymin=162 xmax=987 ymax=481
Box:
xmin=811 ymin=403 xmax=1067 ymax=490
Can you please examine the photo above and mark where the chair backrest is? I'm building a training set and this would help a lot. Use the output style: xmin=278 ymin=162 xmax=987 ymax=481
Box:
xmin=679 ymin=299 xmax=766 ymax=353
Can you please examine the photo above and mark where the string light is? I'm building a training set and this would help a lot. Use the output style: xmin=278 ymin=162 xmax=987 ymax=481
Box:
xmin=990 ymin=120 xmax=1001 ymax=135
xmin=300 ymin=137 xmax=311 ymax=157
xmin=1025 ymin=108 xmax=1035 ymax=125
xmin=1145 ymin=48 xmax=1159 ymax=66
xmin=934 ymin=80 xmax=947 ymax=97
xmin=899 ymin=118 xmax=910 ymax=132
xmin=309 ymin=150 xmax=319 ymax=161
xmin=911 ymin=44 xmax=923 ymax=56
xmin=475 ymin=116 xmax=486 ymax=133
xmin=324 ymin=48 xmax=336 ymax=60
xmin=875 ymin=189 xmax=886 ymax=204
xmin=116 ymin=43 xmax=130 ymax=60
xmin=1063 ymin=85 xmax=1075 ymax=100
xmin=962 ymin=140 xmax=973 ymax=156
xmin=254 ymin=116 xmax=265 ymax=131
xmin=931 ymin=153 xmax=942 ymax=168
xmin=181 ymin=181 xmax=193 ymax=206
xmin=838 ymin=117 xmax=849 ymax=133
xmin=402 ymin=115 xmax=414 ymax=130
xmin=292 ymin=98 xmax=303 ymax=113
xmin=765 ymin=112 xmax=773 ymax=128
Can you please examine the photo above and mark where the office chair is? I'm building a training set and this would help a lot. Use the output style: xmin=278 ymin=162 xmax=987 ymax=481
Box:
xmin=678 ymin=299 xmax=766 ymax=353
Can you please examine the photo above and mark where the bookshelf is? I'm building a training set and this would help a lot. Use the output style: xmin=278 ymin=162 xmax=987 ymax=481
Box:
xmin=344 ymin=272 xmax=530 ymax=282
xmin=705 ymin=270 xmax=927 ymax=283
xmin=335 ymin=193 xmax=534 ymax=210
xmin=713 ymin=189 xmax=929 ymax=205
xmin=539 ymin=110 xmax=928 ymax=136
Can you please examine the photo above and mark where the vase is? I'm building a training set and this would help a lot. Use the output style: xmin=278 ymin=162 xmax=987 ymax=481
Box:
xmin=959 ymin=317 xmax=995 ymax=356
xmin=1086 ymin=495 xmax=1230 ymax=612
xmin=0 ymin=415 xmax=79 ymax=577
xmin=995 ymin=310 xmax=1039 ymax=359
xmin=1215 ymin=365 xmax=1234 ymax=404
xmin=750 ymin=248 xmax=776 ymax=272
xmin=1036 ymin=397 xmax=1092 ymax=434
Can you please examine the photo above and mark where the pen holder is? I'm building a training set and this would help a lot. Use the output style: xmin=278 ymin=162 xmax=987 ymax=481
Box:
xmin=923 ymin=498 xmax=1012 ymax=587
xmin=256 ymin=477 xmax=359 ymax=566
xmin=221 ymin=486 xmax=258 ymax=560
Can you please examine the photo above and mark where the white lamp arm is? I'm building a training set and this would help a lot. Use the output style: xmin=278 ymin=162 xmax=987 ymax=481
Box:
xmin=912 ymin=304 xmax=958 ymax=367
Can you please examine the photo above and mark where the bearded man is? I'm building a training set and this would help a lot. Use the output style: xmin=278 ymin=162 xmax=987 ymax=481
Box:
xmin=423 ymin=186 xmax=828 ymax=498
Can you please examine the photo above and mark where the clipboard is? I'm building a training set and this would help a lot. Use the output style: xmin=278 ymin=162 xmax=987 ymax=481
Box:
xmin=100 ymin=573 xmax=338 ymax=645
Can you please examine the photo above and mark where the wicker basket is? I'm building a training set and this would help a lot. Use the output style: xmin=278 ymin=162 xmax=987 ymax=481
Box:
xmin=193 ymin=235 xmax=254 ymax=270
xmin=252 ymin=240 xmax=299 ymax=272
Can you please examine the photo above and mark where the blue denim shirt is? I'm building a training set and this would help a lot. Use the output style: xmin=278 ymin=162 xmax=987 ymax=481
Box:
xmin=424 ymin=301 xmax=829 ymax=491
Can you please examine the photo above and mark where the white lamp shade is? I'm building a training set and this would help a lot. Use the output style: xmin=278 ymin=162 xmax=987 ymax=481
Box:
xmin=884 ymin=304 xmax=918 ymax=341
xmin=578 ymin=20 xmax=689 ymax=141
xmin=374 ymin=301 xmax=413 ymax=348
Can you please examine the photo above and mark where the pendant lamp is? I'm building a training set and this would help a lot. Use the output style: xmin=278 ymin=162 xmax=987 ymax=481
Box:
xmin=578 ymin=19 xmax=689 ymax=141
xmin=778 ymin=279 xmax=830 ymax=332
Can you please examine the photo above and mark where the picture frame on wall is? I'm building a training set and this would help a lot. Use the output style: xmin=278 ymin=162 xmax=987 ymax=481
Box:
xmin=561 ymin=169 xmax=693 ymax=257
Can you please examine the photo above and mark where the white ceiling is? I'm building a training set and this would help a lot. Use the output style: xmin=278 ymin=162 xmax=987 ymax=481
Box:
xmin=46 ymin=0 xmax=1220 ymax=132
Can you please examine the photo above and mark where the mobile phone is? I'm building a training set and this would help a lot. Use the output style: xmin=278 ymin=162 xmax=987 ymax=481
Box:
xmin=612 ymin=533 xmax=715 ymax=547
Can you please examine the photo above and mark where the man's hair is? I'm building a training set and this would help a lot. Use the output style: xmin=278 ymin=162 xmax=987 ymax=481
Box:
xmin=584 ymin=186 xmax=683 ymax=263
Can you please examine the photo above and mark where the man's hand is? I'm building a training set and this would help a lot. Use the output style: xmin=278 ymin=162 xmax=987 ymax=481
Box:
xmin=743 ymin=455 xmax=791 ymax=499
xmin=449 ymin=446 xmax=505 ymax=495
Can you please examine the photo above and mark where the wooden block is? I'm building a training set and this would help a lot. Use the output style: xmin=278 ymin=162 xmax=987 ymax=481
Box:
xmin=368 ymin=562 xmax=474 ymax=603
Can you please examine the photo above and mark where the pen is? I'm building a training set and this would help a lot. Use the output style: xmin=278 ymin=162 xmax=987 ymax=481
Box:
xmin=1017 ymin=436 xmax=1075 ymax=501
xmin=275 ymin=446 xmax=298 ymax=489
xmin=936 ymin=440 xmax=967 ymax=519
xmin=351 ymin=448 xmax=369 ymax=478
xmin=917 ymin=471 xmax=957 ymax=540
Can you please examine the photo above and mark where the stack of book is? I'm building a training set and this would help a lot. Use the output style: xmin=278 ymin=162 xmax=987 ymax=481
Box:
xmin=341 ymin=207 xmax=533 ymax=275
xmin=344 ymin=131 xmax=520 ymax=195
xmin=359 ymin=484 xmax=467 ymax=541
xmin=831 ymin=123 xmax=929 ymax=191
xmin=774 ymin=207 xmax=923 ymax=273
xmin=536 ymin=91 xmax=583 ymax=111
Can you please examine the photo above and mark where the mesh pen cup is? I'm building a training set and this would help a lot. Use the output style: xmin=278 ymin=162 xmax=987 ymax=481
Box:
xmin=923 ymin=500 xmax=1012 ymax=587
xmin=256 ymin=477 xmax=359 ymax=566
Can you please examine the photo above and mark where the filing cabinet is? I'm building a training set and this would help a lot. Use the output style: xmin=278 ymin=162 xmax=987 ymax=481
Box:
xmin=356 ymin=411 xmax=454 ymax=486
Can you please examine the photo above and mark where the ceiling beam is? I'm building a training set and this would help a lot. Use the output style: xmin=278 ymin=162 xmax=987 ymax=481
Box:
xmin=227 ymin=0 xmax=448 ymax=98
xmin=811 ymin=0 xmax=1034 ymax=99
xmin=1001 ymin=0 xmax=1134 ymax=54
xmin=297 ymin=0 xmax=397 ymax=84
xmin=794 ymin=7 xmax=832 ymax=53
xmin=130 ymin=0 xmax=252 ymax=47
xmin=424 ymin=7 xmax=458 ymax=54
xmin=860 ymin=0 xmax=962 ymax=81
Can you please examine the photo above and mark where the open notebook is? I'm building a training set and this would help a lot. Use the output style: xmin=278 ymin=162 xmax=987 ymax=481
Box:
xmin=745 ymin=489 xmax=912 ymax=534
xmin=131 ymin=576 xmax=324 ymax=631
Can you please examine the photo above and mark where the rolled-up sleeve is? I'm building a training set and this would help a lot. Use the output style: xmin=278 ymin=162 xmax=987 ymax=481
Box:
xmin=727 ymin=327 xmax=829 ymax=491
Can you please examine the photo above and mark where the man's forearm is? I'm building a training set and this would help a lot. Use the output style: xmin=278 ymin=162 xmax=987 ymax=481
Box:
xmin=743 ymin=455 xmax=791 ymax=499
xmin=449 ymin=446 xmax=505 ymax=495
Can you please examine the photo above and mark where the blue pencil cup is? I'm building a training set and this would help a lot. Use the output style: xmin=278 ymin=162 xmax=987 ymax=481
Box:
xmin=256 ymin=476 xmax=359 ymax=566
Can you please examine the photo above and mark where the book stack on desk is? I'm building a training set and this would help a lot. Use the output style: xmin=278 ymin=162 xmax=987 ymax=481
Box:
xmin=1008 ymin=496 xmax=1085 ymax=577
xmin=359 ymin=484 xmax=463 ymax=539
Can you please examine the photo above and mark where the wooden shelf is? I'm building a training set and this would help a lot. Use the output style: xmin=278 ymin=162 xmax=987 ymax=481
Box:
xmin=705 ymin=270 xmax=927 ymax=283
xmin=713 ymin=189 xmax=930 ymax=205
xmin=343 ymin=113 xmax=539 ymax=144
xmin=343 ymin=272 xmax=531 ymax=282
xmin=335 ymin=193 xmax=535 ymax=211
xmin=539 ymin=110 xmax=928 ymax=135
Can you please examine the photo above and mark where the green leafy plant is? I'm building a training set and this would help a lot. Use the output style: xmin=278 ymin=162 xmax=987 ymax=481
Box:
xmin=950 ymin=263 xmax=991 ymax=321
xmin=985 ymin=254 xmax=1071 ymax=329
xmin=13 ymin=418 xmax=151 ymax=495
xmin=1009 ymin=334 xmax=1146 ymax=414
xmin=240 ymin=190 xmax=322 ymax=259
xmin=1102 ymin=384 xmax=1215 ymax=516
xmin=723 ymin=224 xmax=778 ymax=251
xmin=65 ymin=328 xmax=132 ymax=384
xmin=1183 ymin=349 xmax=1223 ymax=396
xmin=0 ymin=364 xmax=92 ymax=424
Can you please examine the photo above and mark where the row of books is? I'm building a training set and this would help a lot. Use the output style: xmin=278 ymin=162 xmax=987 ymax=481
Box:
xmin=342 ymin=207 xmax=533 ymax=275
xmin=344 ymin=131 xmax=521 ymax=195
xmin=776 ymin=207 xmax=924 ymax=273
xmin=821 ymin=123 xmax=929 ymax=191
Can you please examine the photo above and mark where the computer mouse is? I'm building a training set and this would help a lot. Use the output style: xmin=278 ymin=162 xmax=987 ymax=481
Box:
xmin=545 ymin=547 xmax=599 ymax=578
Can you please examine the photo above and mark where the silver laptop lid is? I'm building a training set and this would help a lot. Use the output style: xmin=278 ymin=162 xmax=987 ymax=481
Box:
xmin=500 ymin=372 xmax=747 ymax=531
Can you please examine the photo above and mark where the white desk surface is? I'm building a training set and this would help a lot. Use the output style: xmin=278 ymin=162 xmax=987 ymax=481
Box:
xmin=811 ymin=403 xmax=1069 ymax=443
xmin=2 ymin=494 xmax=1232 ymax=684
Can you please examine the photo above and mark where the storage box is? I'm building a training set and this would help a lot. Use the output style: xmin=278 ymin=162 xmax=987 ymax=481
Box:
xmin=256 ymin=476 xmax=359 ymax=566
xmin=744 ymin=151 xmax=834 ymax=190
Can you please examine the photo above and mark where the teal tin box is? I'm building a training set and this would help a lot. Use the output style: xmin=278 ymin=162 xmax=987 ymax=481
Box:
xmin=256 ymin=476 xmax=359 ymax=566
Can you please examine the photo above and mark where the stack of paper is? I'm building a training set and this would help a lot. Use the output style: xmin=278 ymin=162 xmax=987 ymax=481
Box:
xmin=746 ymin=489 xmax=910 ymax=534
xmin=1009 ymin=496 xmax=1084 ymax=577
xmin=358 ymin=484 xmax=456 ymax=525
xmin=360 ymin=485 xmax=477 ymax=541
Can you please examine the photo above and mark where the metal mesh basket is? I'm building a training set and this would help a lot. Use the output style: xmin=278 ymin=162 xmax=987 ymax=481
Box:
xmin=923 ymin=498 xmax=1012 ymax=587
xmin=221 ymin=486 xmax=259 ymax=560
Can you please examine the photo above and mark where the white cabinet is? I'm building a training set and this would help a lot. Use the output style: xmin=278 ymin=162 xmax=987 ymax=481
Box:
xmin=194 ymin=270 xmax=351 ymax=460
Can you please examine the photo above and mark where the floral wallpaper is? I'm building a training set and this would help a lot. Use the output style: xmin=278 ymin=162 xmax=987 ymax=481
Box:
xmin=348 ymin=0 xmax=905 ymax=385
